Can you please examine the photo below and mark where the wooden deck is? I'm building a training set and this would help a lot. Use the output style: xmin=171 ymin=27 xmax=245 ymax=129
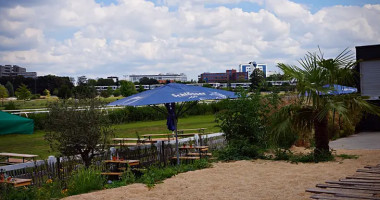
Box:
xmin=306 ymin=164 xmax=380 ymax=199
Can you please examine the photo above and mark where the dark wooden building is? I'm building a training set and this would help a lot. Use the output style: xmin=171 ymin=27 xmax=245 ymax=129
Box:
xmin=355 ymin=44 xmax=380 ymax=131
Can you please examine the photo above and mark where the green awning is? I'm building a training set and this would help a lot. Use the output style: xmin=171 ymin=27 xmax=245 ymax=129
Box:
xmin=0 ymin=111 xmax=34 ymax=135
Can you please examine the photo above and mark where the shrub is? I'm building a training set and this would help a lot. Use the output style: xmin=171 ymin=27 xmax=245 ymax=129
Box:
xmin=67 ymin=167 xmax=106 ymax=196
xmin=35 ymin=179 xmax=65 ymax=199
xmin=0 ymin=183 xmax=36 ymax=200
xmin=4 ymin=101 xmax=17 ymax=110
xmin=28 ymin=113 xmax=48 ymax=130
xmin=30 ymin=94 xmax=40 ymax=99
xmin=215 ymin=140 xmax=263 ymax=161
xmin=139 ymin=159 xmax=211 ymax=188
xmin=272 ymin=149 xmax=335 ymax=163
xmin=45 ymin=99 xmax=114 ymax=167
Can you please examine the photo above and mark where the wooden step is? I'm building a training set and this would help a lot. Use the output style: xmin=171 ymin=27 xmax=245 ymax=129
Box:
xmin=101 ymin=172 xmax=122 ymax=176
xmin=186 ymin=152 xmax=212 ymax=156
xmin=306 ymin=188 xmax=380 ymax=199
xmin=171 ymin=156 xmax=200 ymax=160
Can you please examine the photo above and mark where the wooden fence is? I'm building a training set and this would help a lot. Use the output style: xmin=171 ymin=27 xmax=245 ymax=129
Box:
xmin=2 ymin=133 xmax=225 ymax=187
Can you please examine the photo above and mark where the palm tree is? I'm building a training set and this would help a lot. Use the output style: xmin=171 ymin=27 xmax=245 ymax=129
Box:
xmin=272 ymin=48 xmax=380 ymax=155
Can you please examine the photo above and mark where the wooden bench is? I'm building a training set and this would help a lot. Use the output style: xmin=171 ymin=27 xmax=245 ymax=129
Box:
xmin=186 ymin=152 xmax=212 ymax=156
xmin=0 ymin=178 xmax=32 ymax=187
xmin=171 ymin=156 xmax=200 ymax=160
xmin=100 ymin=172 xmax=123 ymax=176
xmin=109 ymin=143 xmax=145 ymax=146
xmin=0 ymin=153 xmax=38 ymax=164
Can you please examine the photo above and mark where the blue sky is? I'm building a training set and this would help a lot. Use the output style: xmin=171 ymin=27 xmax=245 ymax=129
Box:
xmin=1 ymin=0 xmax=379 ymax=81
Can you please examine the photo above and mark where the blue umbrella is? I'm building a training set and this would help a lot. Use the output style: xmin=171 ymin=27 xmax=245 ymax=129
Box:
xmin=108 ymin=83 xmax=237 ymax=164
xmin=323 ymin=84 xmax=357 ymax=95
xmin=305 ymin=84 xmax=357 ymax=96
xmin=108 ymin=83 xmax=237 ymax=106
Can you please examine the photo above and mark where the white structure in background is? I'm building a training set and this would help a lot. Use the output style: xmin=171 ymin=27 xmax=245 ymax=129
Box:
xmin=0 ymin=65 xmax=37 ymax=78
xmin=239 ymin=61 xmax=267 ymax=77
xmin=129 ymin=73 xmax=187 ymax=83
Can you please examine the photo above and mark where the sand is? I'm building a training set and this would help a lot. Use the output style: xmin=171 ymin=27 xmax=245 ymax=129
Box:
xmin=64 ymin=149 xmax=380 ymax=200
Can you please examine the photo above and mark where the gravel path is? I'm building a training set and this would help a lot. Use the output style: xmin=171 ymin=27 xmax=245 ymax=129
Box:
xmin=64 ymin=149 xmax=380 ymax=200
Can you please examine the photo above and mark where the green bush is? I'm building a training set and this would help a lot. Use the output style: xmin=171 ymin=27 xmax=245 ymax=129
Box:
xmin=4 ymin=101 xmax=17 ymax=110
xmin=0 ymin=179 xmax=64 ymax=200
xmin=0 ymin=183 xmax=37 ymax=200
xmin=139 ymin=159 xmax=211 ymax=188
xmin=35 ymin=179 xmax=65 ymax=199
xmin=272 ymin=149 xmax=335 ymax=163
xmin=30 ymin=94 xmax=40 ymax=100
xmin=215 ymin=140 xmax=264 ymax=161
xmin=28 ymin=113 xmax=48 ymax=130
xmin=67 ymin=167 xmax=106 ymax=196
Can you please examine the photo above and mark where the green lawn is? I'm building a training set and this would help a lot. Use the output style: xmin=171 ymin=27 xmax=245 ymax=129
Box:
xmin=0 ymin=114 xmax=220 ymax=159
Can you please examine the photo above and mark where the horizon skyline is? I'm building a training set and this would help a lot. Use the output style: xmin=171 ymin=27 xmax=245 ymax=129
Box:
xmin=1 ymin=0 xmax=379 ymax=80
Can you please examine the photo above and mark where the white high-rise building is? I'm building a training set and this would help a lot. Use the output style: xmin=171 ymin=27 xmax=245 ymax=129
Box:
xmin=239 ymin=61 xmax=267 ymax=77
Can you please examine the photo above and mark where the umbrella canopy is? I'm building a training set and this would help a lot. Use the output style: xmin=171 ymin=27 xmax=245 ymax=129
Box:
xmin=323 ymin=84 xmax=357 ymax=95
xmin=108 ymin=83 xmax=237 ymax=106
xmin=108 ymin=83 xmax=237 ymax=165
xmin=305 ymin=84 xmax=357 ymax=96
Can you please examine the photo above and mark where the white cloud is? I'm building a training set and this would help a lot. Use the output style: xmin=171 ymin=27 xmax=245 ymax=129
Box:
xmin=0 ymin=0 xmax=379 ymax=80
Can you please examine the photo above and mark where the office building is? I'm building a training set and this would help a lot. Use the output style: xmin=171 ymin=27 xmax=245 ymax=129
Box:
xmin=198 ymin=69 xmax=248 ymax=83
xmin=129 ymin=73 xmax=187 ymax=83
xmin=0 ymin=65 xmax=37 ymax=78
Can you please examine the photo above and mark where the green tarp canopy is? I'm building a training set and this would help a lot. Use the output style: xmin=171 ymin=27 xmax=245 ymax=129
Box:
xmin=0 ymin=111 xmax=34 ymax=135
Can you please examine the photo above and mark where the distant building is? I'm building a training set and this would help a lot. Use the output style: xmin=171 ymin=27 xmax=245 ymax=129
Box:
xmin=239 ymin=61 xmax=267 ymax=77
xmin=0 ymin=65 xmax=37 ymax=78
xmin=129 ymin=73 xmax=187 ymax=83
xmin=198 ymin=69 xmax=248 ymax=83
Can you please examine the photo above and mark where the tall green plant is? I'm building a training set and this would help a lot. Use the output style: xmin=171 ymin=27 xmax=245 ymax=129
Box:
xmin=15 ymin=83 xmax=31 ymax=101
xmin=67 ymin=167 xmax=106 ymax=195
xmin=45 ymin=99 xmax=114 ymax=167
xmin=272 ymin=48 xmax=380 ymax=155
xmin=0 ymin=84 xmax=9 ymax=106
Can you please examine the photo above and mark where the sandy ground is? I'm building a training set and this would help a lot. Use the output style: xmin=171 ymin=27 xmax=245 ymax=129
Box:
xmin=64 ymin=149 xmax=380 ymax=200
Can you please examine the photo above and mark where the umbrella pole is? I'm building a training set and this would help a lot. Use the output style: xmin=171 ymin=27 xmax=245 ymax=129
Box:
xmin=175 ymin=118 xmax=180 ymax=165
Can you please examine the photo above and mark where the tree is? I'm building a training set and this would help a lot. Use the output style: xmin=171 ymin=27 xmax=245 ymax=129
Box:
xmin=119 ymin=81 xmax=137 ymax=97
xmin=57 ymin=85 xmax=72 ymax=99
xmin=250 ymin=68 xmax=265 ymax=90
xmin=45 ymin=99 xmax=114 ymax=167
xmin=0 ymin=85 xmax=9 ymax=106
xmin=113 ymin=89 xmax=121 ymax=97
xmin=137 ymin=85 xmax=145 ymax=93
xmin=87 ymin=79 xmax=97 ymax=86
xmin=72 ymin=85 xmax=97 ymax=99
xmin=15 ymin=84 xmax=31 ymax=101
xmin=271 ymin=48 xmax=380 ymax=156
xmin=96 ymin=78 xmax=115 ymax=86
xmin=5 ymin=81 xmax=14 ymax=97
xmin=43 ymin=89 xmax=51 ymax=98
xmin=100 ymin=87 xmax=113 ymax=98
xmin=139 ymin=77 xmax=150 ymax=85
xmin=139 ymin=77 xmax=158 ymax=89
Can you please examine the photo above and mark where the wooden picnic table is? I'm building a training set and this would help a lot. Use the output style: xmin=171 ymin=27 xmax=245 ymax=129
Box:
xmin=104 ymin=160 xmax=140 ymax=166
xmin=0 ymin=178 xmax=32 ymax=187
xmin=0 ymin=153 xmax=38 ymax=164
xmin=177 ymin=128 xmax=207 ymax=134
xmin=112 ymin=138 xmax=147 ymax=141
xmin=101 ymin=160 xmax=140 ymax=177
xmin=179 ymin=146 xmax=209 ymax=150
xmin=142 ymin=133 xmax=174 ymax=137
